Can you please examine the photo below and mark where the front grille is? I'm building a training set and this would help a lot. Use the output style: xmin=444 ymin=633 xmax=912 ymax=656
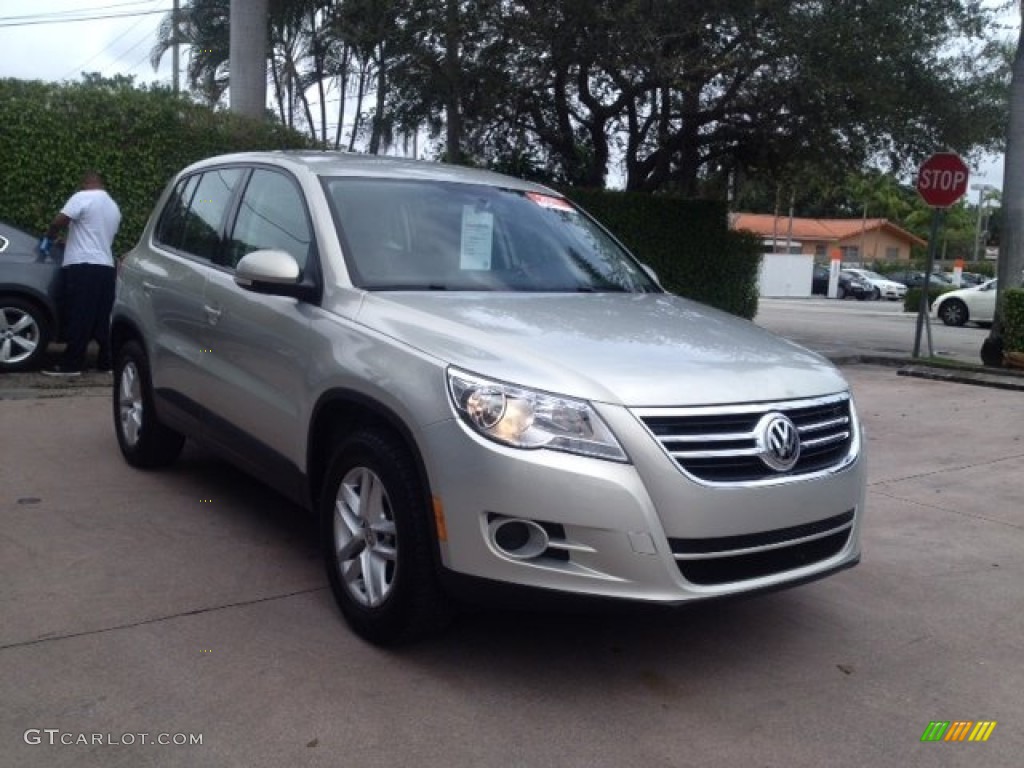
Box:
xmin=675 ymin=530 xmax=851 ymax=585
xmin=669 ymin=510 xmax=855 ymax=556
xmin=635 ymin=393 xmax=855 ymax=485
xmin=668 ymin=510 xmax=855 ymax=585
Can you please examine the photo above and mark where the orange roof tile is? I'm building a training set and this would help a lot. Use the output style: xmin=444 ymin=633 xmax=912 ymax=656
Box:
xmin=730 ymin=213 xmax=926 ymax=247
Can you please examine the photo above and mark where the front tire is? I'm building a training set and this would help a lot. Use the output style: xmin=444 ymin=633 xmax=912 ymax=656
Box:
xmin=113 ymin=341 xmax=185 ymax=468
xmin=938 ymin=298 xmax=969 ymax=327
xmin=871 ymin=286 xmax=881 ymax=301
xmin=321 ymin=429 xmax=447 ymax=645
xmin=0 ymin=297 xmax=50 ymax=372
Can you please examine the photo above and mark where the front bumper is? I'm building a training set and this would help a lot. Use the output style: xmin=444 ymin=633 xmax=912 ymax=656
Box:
xmin=419 ymin=403 xmax=866 ymax=604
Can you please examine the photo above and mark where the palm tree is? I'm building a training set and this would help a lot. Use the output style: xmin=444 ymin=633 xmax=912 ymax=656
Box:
xmin=228 ymin=0 xmax=269 ymax=117
xmin=150 ymin=0 xmax=231 ymax=105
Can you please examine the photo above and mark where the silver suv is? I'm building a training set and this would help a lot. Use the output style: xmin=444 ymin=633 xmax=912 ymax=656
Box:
xmin=111 ymin=151 xmax=865 ymax=644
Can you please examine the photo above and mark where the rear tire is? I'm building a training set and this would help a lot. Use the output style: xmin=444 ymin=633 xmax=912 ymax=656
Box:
xmin=0 ymin=296 xmax=50 ymax=372
xmin=113 ymin=341 xmax=185 ymax=468
xmin=321 ymin=428 xmax=448 ymax=645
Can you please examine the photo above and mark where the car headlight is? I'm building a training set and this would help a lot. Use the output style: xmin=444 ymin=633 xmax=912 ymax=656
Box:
xmin=447 ymin=368 xmax=628 ymax=462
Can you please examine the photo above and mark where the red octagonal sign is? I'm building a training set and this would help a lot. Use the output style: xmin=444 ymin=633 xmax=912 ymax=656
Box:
xmin=917 ymin=152 xmax=970 ymax=208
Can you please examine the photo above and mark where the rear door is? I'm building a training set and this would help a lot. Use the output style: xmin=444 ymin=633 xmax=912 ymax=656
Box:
xmin=143 ymin=167 xmax=245 ymax=422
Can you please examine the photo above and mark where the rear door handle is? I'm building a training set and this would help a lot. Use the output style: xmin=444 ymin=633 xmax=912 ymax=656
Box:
xmin=203 ymin=305 xmax=222 ymax=325
xmin=142 ymin=281 xmax=155 ymax=296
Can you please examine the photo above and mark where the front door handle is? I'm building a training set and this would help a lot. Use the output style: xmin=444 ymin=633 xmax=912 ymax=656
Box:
xmin=203 ymin=305 xmax=222 ymax=325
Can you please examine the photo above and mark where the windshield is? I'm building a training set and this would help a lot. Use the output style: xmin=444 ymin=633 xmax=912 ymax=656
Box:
xmin=322 ymin=178 xmax=659 ymax=293
xmin=857 ymin=270 xmax=885 ymax=281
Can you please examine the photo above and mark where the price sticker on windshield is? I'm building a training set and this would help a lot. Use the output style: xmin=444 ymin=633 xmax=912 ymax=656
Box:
xmin=460 ymin=206 xmax=494 ymax=270
xmin=526 ymin=192 xmax=575 ymax=212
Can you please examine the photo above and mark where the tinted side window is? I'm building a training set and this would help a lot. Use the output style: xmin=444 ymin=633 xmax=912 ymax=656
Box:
xmin=154 ymin=174 xmax=199 ymax=250
xmin=178 ymin=168 xmax=244 ymax=262
xmin=226 ymin=169 xmax=313 ymax=270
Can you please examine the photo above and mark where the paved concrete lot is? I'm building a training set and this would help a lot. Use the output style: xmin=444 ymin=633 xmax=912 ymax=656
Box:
xmin=756 ymin=297 xmax=988 ymax=364
xmin=1 ymin=367 xmax=1022 ymax=768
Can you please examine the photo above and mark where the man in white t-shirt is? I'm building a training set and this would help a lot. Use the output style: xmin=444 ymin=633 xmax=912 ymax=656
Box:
xmin=40 ymin=170 xmax=122 ymax=376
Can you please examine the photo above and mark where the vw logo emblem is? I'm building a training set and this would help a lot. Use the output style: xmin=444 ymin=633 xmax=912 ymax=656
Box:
xmin=756 ymin=413 xmax=801 ymax=472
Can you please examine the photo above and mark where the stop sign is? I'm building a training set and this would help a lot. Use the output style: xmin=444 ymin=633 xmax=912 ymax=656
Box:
xmin=916 ymin=152 xmax=970 ymax=208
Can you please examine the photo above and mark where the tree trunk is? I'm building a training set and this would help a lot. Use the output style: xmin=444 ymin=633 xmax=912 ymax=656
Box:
xmin=444 ymin=0 xmax=463 ymax=164
xmin=348 ymin=64 xmax=368 ymax=152
xmin=311 ymin=9 xmax=328 ymax=144
xmin=335 ymin=46 xmax=351 ymax=150
xmin=983 ymin=15 xmax=1024 ymax=365
xmin=270 ymin=55 xmax=286 ymax=125
xmin=368 ymin=44 xmax=388 ymax=155
xmin=229 ymin=0 xmax=269 ymax=119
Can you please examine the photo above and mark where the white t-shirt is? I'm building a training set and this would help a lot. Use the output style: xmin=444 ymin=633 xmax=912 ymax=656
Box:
xmin=61 ymin=189 xmax=122 ymax=267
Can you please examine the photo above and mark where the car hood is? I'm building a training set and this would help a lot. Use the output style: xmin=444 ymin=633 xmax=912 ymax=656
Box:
xmin=354 ymin=292 xmax=848 ymax=407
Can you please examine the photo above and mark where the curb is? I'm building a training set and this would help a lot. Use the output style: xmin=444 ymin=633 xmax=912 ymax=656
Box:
xmin=828 ymin=354 xmax=1024 ymax=392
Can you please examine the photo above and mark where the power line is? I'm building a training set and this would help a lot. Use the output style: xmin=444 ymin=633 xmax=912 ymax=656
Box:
xmin=0 ymin=1 xmax=163 ymax=23
xmin=58 ymin=0 xmax=164 ymax=80
xmin=0 ymin=8 xmax=167 ymax=28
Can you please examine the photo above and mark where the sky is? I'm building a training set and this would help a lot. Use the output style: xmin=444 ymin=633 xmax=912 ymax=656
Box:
xmin=0 ymin=0 xmax=1014 ymax=192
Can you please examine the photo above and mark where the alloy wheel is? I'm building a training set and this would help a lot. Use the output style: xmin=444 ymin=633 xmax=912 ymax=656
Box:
xmin=0 ymin=306 xmax=41 ymax=366
xmin=332 ymin=467 xmax=398 ymax=607
xmin=118 ymin=361 xmax=144 ymax=447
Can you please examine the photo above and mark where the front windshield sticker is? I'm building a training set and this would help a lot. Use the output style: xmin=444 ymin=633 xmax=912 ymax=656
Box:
xmin=526 ymin=192 xmax=575 ymax=212
xmin=460 ymin=206 xmax=494 ymax=270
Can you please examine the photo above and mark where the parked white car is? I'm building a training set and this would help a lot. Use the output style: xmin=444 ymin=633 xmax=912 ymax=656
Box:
xmin=932 ymin=279 xmax=998 ymax=327
xmin=841 ymin=268 xmax=908 ymax=301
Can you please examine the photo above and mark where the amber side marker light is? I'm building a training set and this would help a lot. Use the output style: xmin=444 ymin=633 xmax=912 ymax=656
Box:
xmin=432 ymin=496 xmax=448 ymax=542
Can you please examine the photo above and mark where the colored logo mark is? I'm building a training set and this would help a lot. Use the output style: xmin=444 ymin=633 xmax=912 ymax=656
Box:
xmin=921 ymin=721 xmax=997 ymax=742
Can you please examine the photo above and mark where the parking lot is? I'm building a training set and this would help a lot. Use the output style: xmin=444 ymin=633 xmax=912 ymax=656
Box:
xmin=1 ymin=364 xmax=1022 ymax=768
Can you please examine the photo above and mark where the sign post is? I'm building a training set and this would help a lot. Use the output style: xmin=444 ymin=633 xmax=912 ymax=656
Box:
xmin=913 ymin=152 xmax=970 ymax=358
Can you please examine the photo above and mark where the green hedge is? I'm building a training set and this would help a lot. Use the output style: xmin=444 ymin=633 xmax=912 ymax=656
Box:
xmin=903 ymin=284 xmax=956 ymax=312
xmin=0 ymin=75 xmax=312 ymax=256
xmin=1004 ymin=289 xmax=1024 ymax=352
xmin=564 ymin=190 xmax=761 ymax=318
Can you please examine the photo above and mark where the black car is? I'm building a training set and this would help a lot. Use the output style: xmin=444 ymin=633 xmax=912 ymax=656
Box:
xmin=811 ymin=265 xmax=870 ymax=300
xmin=886 ymin=269 xmax=953 ymax=289
xmin=0 ymin=220 xmax=64 ymax=372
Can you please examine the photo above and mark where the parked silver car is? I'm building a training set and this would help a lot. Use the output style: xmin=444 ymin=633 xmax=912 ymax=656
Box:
xmin=111 ymin=151 xmax=866 ymax=644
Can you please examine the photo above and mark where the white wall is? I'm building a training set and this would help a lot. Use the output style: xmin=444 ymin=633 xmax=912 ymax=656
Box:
xmin=758 ymin=253 xmax=814 ymax=298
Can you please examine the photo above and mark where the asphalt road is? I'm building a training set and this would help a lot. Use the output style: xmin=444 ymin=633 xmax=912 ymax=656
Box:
xmin=756 ymin=297 xmax=989 ymax=364
xmin=1 ymin=365 xmax=1022 ymax=767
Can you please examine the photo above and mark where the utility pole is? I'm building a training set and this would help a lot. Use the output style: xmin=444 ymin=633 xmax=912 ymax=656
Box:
xmin=172 ymin=0 xmax=180 ymax=94
xmin=971 ymin=183 xmax=994 ymax=262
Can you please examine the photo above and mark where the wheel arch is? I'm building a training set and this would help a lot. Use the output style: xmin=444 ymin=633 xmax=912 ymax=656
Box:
xmin=307 ymin=390 xmax=434 ymax=518
xmin=110 ymin=314 xmax=147 ymax=359
xmin=0 ymin=287 xmax=58 ymax=333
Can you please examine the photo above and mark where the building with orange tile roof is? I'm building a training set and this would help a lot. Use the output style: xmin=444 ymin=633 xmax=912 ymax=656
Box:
xmin=731 ymin=213 xmax=926 ymax=263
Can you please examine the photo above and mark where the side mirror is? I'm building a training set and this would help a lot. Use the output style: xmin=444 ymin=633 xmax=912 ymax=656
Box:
xmin=234 ymin=249 xmax=319 ymax=302
xmin=235 ymin=249 xmax=300 ymax=286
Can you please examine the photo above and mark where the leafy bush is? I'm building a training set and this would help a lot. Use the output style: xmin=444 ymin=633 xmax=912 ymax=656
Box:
xmin=564 ymin=190 xmax=761 ymax=318
xmin=903 ymin=284 xmax=956 ymax=312
xmin=0 ymin=75 xmax=312 ymax=255
xmin=1003 ymin=289 xmax=1024 ymax=352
